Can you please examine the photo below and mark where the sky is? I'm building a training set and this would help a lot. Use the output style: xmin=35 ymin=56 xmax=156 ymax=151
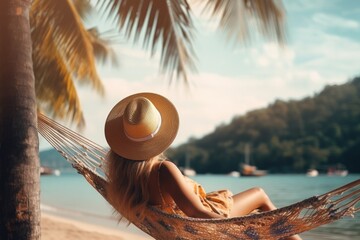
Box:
xmin=39 ymin=0 xmax=360 ymax=151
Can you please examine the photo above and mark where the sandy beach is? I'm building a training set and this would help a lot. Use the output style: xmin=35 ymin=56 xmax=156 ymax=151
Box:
xmin=41 ymin=213 xmax=152 ymax=240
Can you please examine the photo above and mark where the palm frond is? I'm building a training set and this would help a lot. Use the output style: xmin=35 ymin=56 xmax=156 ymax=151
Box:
xmin=87 ymin=27 xmax=120 ymax=66
xmin=72 ymin=0 xmax=94 ymax=20
xmin=30 ymin=0 xmax=115 ymax=126
xmin=31 ymin=0 xmax=104 ymax=93
xmin=200 ymin=0 xmax=286 ymax=44
xmin=96 ymin=0 xmax=197 ymax=85
xmin=33 ymin=38 xmax=85 ymax=128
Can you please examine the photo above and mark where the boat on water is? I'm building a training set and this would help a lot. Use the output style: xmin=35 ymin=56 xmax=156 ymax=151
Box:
xmin=306 ymin=169 xmax=319 ymax=177
xmin=241 ymin=164 xmax=267 ymax=177
xmin=180 ymin=167 xmax=197 ymax=177
xmin=180 ymin=153 xmax=196 ymax=176
xmin=40 ymin=166 xmax=61 ymax=176
xmin=240 ymin=144 xmax=267 ymax=177
xmin=227 ymin=171 xmax=241 ymax=177
xmin=328 ymin=169 xmax=348 ymax=176
xmin=327 ymin=164 xmax=348 ymax=176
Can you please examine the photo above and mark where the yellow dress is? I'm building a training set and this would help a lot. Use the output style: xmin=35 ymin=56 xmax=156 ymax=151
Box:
xmin=156 ymin=176 xmax=233 ymax=217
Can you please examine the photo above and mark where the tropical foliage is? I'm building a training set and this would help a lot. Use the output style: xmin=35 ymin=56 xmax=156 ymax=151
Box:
xmin=31 ymin=0 xmax=286 ymax=125
xmin=167 ymin=77 xmax=360 ymax=174
xmin=31 ymin=0 xmax=116 ymax=126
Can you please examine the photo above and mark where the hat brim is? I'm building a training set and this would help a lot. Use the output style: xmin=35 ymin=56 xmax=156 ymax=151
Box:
xmin=104 ymin=92 xmax=179 ymax=160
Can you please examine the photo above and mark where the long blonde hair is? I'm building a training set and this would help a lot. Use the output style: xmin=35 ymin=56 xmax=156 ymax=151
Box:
xmin=106 ymin=150 xmax=159 ymax=222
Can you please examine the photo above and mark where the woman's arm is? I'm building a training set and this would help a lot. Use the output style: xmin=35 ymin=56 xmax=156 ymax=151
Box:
xmin=159 ymin=161 xmax=223 ymax=219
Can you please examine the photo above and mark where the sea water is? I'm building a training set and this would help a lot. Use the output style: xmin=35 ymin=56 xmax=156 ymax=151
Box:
xmin=40 ymin=173 xmax=360 ymax=239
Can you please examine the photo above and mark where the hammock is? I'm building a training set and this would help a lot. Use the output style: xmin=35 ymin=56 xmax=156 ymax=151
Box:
xmin=37 ymin=113 xmax=360 ymax=240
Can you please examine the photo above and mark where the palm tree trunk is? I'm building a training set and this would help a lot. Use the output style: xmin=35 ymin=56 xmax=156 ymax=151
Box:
xmin=0 ymin=0 xmax=41 ymax=239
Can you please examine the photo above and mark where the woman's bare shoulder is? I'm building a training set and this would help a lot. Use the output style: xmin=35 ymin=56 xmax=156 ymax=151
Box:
xmin=159 ymin=161 xmax=183 ymax=181
xmin=160 ymin=160 xmax=178 ymax=169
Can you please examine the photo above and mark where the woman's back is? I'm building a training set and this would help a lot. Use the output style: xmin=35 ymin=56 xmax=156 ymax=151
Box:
xmin=148 ymin=160 xmax=232 ymax=218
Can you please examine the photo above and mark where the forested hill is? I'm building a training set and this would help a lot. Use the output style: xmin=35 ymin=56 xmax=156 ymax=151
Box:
xmin=167 ymin=77 xmax=360 ymax=174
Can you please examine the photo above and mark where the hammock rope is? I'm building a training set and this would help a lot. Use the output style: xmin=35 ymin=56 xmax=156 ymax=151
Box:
xmin=37 ymin=113 xmax=360 ymax=240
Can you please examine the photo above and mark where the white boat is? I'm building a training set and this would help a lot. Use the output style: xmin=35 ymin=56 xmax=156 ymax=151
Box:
xmin=327 ymin=165 xmax=348 ymax=176
xmin=306 ymin=169 xmax=319 ymax=177
xmin=180 ymin=153 xmax=196 ymax=176
xmin=328 ymin=169 xmax=348 ymax=176
xmin=228 ymin=171 xmax=241 ymax=177
xmin=182 ymin=168 xmax=197 ymax=177
xmin=40 ymin=166 xmax=61 ymax=176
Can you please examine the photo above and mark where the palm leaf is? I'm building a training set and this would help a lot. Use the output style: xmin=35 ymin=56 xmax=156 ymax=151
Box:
xmin=96 ymin=0 xmax=197 ymax=85
xmin=31 ymin=0 xmax=104 ymax=93
xmin=201 ymin=0 xmax=286 ymax=44
xmin=87 ymin=27 xmax=120 ymax=66
xmin=31 ymin=0 xmax=112 ymax=126
xmin=72 ymin=0 xmax=94 ymax=19
xmin=32 ymin=28 xmax=85 ymax=127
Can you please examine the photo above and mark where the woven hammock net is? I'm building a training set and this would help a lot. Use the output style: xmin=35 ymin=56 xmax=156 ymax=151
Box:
xmin=37 ymin=113 xmax=360 ymax=240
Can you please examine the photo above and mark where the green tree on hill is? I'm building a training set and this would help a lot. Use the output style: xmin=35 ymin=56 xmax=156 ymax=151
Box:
xmin=169 ymin=78 xmax=360 ymax=174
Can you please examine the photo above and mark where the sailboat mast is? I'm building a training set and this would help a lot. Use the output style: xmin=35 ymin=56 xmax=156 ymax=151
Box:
xmin=245 ymin=143 xmax=250 ymax=165
xmin=185 ymin=152 xmax=190 ymax=169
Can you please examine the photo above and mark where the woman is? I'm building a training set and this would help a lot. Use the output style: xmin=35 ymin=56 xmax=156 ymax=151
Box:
xmin=105 ymin=92 xmax=302 ymax=240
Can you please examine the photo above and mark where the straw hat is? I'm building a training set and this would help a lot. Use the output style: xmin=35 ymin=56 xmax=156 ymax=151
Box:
xmin=104 ymin=92 xmax=179 ymax=160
